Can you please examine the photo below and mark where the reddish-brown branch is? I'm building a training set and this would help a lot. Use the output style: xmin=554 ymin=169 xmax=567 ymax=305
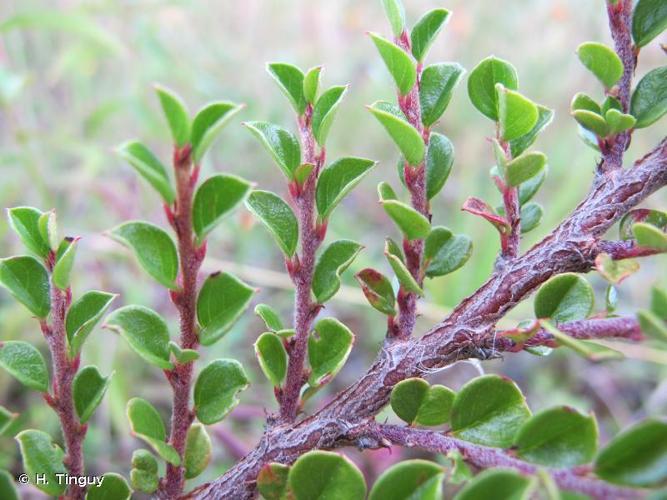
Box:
xmin=597 ymin=239 xmax=666 ymax=259
xmin=497 ymin=138 xmax=521 ymax=260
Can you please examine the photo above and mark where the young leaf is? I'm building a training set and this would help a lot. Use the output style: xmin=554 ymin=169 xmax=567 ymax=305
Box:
xmin=254 ymin=305 xmax=283 ymax=333
xmin=246 ymin=190 xmax=299 ymax=257
xmin=602 ymin=95 xmax=622 ymax=114
xmin=243 ymin=121 xmax=301 ymax=179
xmin=595 ymin=252 xmax=639 ymax=285
xmin=0 ymin=341 xmax=49 ymax=392
xmin=258 ymin=463 xmax=290 ymax=500
xmin=571 ymin=92 xmax=601 ymax=114
xmin=632 ymin=222 xmax=667 ymax=250
xmin=462 ymin=197 xmax=510 ymax=234
xmin=130 ymin=450 xmax=158 ymax=494
xmin=303 ymin=66 xmax=322 ymax=104
xmin=496 ymin=84 xmax=539 ymax=141
xmin=381 ymin=0 xmax=406 ymax=37
xmin=518 ymin=168 xmax=547 ymax=205
xmin=411 ymin=9 xmax=451 ymax=62
xmin=154 ymin=84 xmax=190 ymax=147
xmin=312 ymin=239 xmax=363 ymax=303
xmin=390 ymin=378 xmax=455 ymax=426
xmin=7 ymin=206 xmax=50 ymax=257
xmin=194 ymin=359 xmax=249 ymax=424
xmin=385 ymin=237 xmax=405 ymax=262
xmin=184 ymin=423 xmax=212 ymax=480
xmin=0 ymin=255 xmax=50 ymax=317
xmin=308 ymin=318 xmax=354 ymax=387
xmin=116 ymin=141 xmax=175 ymax=204
xmin=126 ymin=398 xmax=180 ymax=465
xmin=420 ymin=63 xmax=464 ymax=127
xmin=168 ymin=341 xmax=199 ymax=364
xmin=572 ymin=109 xmax=609 ymax=137
xmin=605 ymin=108 xmax=636 ymax=135
xmin=109 ymin=221 xmax=178 ymax=289
xmin=632 ymin=0 xmax=667 ymax=48
xmin=509 ymin=105 xmax=554 ymax=157
xmin=191 ymin=101 xmax=242 ymax=162
xmin=73 ymin=365 xmax=112 ymax=423
xmin=595 ymin=419 xmax=667 ymax=487
xmin=52 ymin=237 xmax=78 ymax=290
xmin=454 ymin=469 xmax=533 ymax=500
xmin=192 ymin=174 xmax=251 ymax=241
xmin=368 ymin=101 xmax=424 ymax=165
xmin=520 ymin=202 xmax=543 ymax=233
xmin=15 ymin=430 xmax=66 ymax=496
xmin=380 ymin=199 xmax=431 ymax=240
xmin=37 ymin=210 xmax=58 ymax=251
xmin=255 ymin=332 xmax=288 ymax=386
xmin=369 ymin=459 xmax=444 ymax=500
xmin=104 ymin=305 xmax=173 ymax=370
xmin=385 ymin=243 xmax=422 ymax=296
xmin=288 ymin=451 xmax=367 ymax=500
xmin=197 ymin=272 xmax=255 ymax=346
xmin=576 ymin=42 xmax=623 ymax=89
xmin=312 ymin=85 xmax=347 ymax=146
xmin=378 ymin=180 xmax=398 ymax=201
xmin=504 ymin=151 xmax=546 ymax=187
xmin=86 ymin=473 xmax=131 ymax=500
xmin=316 ymin=157 xmax=376 ymax=220
xmin=355 ymin=268 xmax=396 ymax=316
xmin=515 ymin=406 xmax=598 ymax=467
xmin=534 ymin=273 xmax=594 ymax=323
xmin=630 ymin=66 xmax=667 ymax=129
xmin=450 ymin=374 xmax=531 ymax=447
xmin=425 ymin=132 xmax=454 ymax=199
xmin=619 ymin=209 xmax=667 ymax=240
xmin=267 ymin=62 xmax=306 ymax=115
xmin=369 ymin=32 xmax=416 ymax=96
xmin=66 ymin=290 xmax=116 ymax=356
xmin=424 ymin=226 xmax=472 ymax=278
xmin=467 ymin=56 xmax=518 ymax=120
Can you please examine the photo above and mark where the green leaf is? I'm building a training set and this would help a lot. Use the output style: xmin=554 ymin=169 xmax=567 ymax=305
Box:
xmin=576 ymin=42 xmax=623 ymax=89
xmin=385 ymin=237 xmax=405 ymax=263
xmin=66 ymin=290 xmax=116 ymax=356
xmin=515 ymin=406 xmax=598 ymax=467
xmin=534 ymin=273 xmax=594 ymax=323
xmin=15 ymin=430 xmax=66 ymax=496
xmin=369 ymin=32 xmax=416 ymax=96
xmin=184 ymin=423 xmax=211 ymax=480
xmin=126 ymin=398 xmax=180 ymax=465
xmin=632 ymin=0 xmax=667 ymax=48
xmin=312 ymin=85 xmax=347 ymax=146
xmin=602 ymin=95 xmax=623 ymax=114
xmin=7 ymin=206 xmax=50 ymax=257
xmin=308 ymin=318 xmax=354 ymax=387
xmin=451 ymin=374 xmax=531 ymax=447
xmin=518 ymin=168 xmax=547 ymax=205
xmin=368 ymin=101 xmax=424 ymax=165
xmin=303 ymin=66 xmax=322 ymax=104
xmin=168 ymin=341 xmax=199 ymax=364
xmin=0 ymin=470 xmax=18 ymax=500
xmin=193 ymin=174 xmax=251 ymax=241
xmin=378 ymin=180 xmax=398 ymax=201
xmin=316 ymin=157 xmax=376 ymax=219
xmin=595 ymin=419 xmax=667 ymax=487
xmin=191 ymin=101 xmax=242 ymax=162
xmin=246 ymin=190 xmax=298 ymax=257
xmin=424 ymin=227 xmax=473 ymax=278
xmin=194 ymin=359 xmax=249 ymax=424
xmin=652 ymin=286 xmax=667 ymax=320
xmin=73 ymin=365 xmax=112 ymax=423
xmin=154 ymin=84 xmax=190 ymax=147
xmin=385 ymin=242 xmax=422 ymax=296
xmin=130 ymin=450 xmax=158 ymax=494
xmin=0 ymin=341 xmax=49 ymax=392
xmin=109 ymin=221 xmax=178 ymax=289
xmin=288 ymin=451 xmax=366 ymax=500
xmin=571 ymin=92 xmax=601 ymax=114
xmin=255 ymin=332 xmax=288 ymax=386
xmin=0 ymin=255 xmax=50 ymax=317
xmin=420 ymin=63 xmax=464 ymax=128
xmin=425 ymin=133 xmax=454 ymax=199
xmin=505 ymin=151 xmax=546 ymax=187
xmin=381 ymin=0 xmax=406 ymax=37
xmin=104 ymin=305 xmax=173 ymax=370
xmin=244 ymin=121 xmax=301 ymax=179
xmin=619 ymin=209 xmax=667 ymax=240
xmin=577 ymin=124 xmax=602 ymax=151
xmin=605 ymin=109 xmax=636 ymax=135
xmin=369 ymin=459 xmax=444 ymax=500
xmin=542 ymin=320 xmax=624 ymax=362
xmin=197 ymin=272 xmax=255 ymax=346
xmin=467 ymin=56 xmax=518 ymax=120
xmin=496 ymin=84 xmax=539 ymax=141
xmin=312 ymin=240 xmax=363 ymax=303
xmin=86 ymin=473 xmax=131 ymax=500
xmin=390 ymin=378 xmax=455 ymax=426
xmin=454 ymin=469 xmax=533 ymax=500
xmin=258 ymin=463 xmax=290 ymax=500
xmin=116 ymin=141 xmax=175 ymax=204
xmin=411 ymin=9 xmax=451 ymax=62
xmin=595 ymin=252 xmax=639 ymax=285
xmin=572 ymin=109 xmax=608 ymax=137
xmin=638 ymin=310 xmax=667 ymax=342
xmin=52 ymin=237 xmax=78 ymax=290
xmin=0 ymin=406 xmax=18 ymax=435
xmin=355 ymin=268 xmax=396 ymax=315
xmin=633 ymin=222 xmax=667 ymax=250
xmin=267 ymin=63 xmax=306 ymax=115
xmin=37 ymin=210 xmax=58 ymax=251
xmin=510 ymin=105 xmax=554 ymax=157
xmin=255 ymin=304 xmax=284 ymax=332
xmin=631 ymin=66 xmax=667 ymax=129
xmin=520 ymin=202 xmax=543 ymax=233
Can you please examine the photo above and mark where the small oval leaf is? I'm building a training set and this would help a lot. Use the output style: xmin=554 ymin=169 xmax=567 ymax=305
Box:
xmin=126 ymin=398 xmax=180 ymax=465
xmin=267 ymin=63 xmax=306 ymax=115
xmin=534 ymin=273 xmax=594 ymax=323
xmin=246 ymin=190 xmax=299 ymax=257
xmin=631 ymin=66 xmax=667 ymax=129
xmin=0 ymin=341 xmax=49 ymax=392
xmin=368 ymin=101 xmax=424 ymax=165
xmin=308 ymin=318 xmax=354 ymax=387
xmin=316 ymin=157 xmax=376 ymax=220
xmin=116 ymin=141 xmax=175 ymax=204
xmin=15 ymin=430 xmax=66 ymax=496
xmin=467 ymin=56 xmax=518 ymax=120
xmin=390 ymin=378 xmax=455 ymax=426
xmin=184 ymin=423 xmax=212 ymax=480
xmin=73 ymin=365 xmax=113 ymax=423
xmin=66 ymin=291 xmax=116 ymax=356
xmin=425 ymin=133 xmax=454 ymax=200
xmin=411 ymin=9 xmax=450 ymax=62
xmin=576 ymin=42 xmax=623 ymax=89
xmin=424 ymin=227 xmax=473 ymax=278
xmin=496 ymin=84 xmax=539 ymax=141
xmin=632 ymin=0 xmax=667 ymax=48
xmin=288 ymin=451 xmax=366 ymax=500
xmin=7 ymin=206 xmax=51 ymax=257
xmin=155 ymin=84 xmax=190 ymax=147
xmin=86 ymin=473 xmax=131 ymax=500
xmin=0 ymin=255 xmax=50 ymax=317
xmin=191 ymin=101 xmax=242 ymax=162
xmin=193 ymin=174 xmax=251 ymax=241
xmin=244 ymin=121 xmax=301 ymax=180
xmin=255 ymin=332 xmax=288 ymax=387
xmin=369 ymin=32 xmax=416 ymax=95
xmin=312 ymin=240 xmax=363 ymax=303
xmin=194 ymin=359 xmax=249 ymax=425
xmin=369 ymin=459 xmax=444 ymax=500
xmin=312 ymin=85 xmax=347 ymax=146
xmin=355 ymin=268 xmax=396 ymax=316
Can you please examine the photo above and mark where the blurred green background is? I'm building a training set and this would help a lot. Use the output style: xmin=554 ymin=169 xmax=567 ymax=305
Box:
xmin=1 ymin=0 xmax=665 ymax=496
